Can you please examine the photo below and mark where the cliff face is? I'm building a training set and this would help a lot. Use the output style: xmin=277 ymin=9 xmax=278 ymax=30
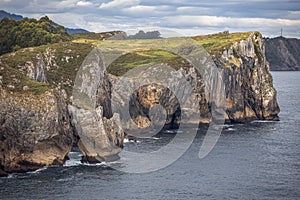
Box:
xmin=0 ymin=88 xmax=74 ymax=176
xmin=0 ymin=31 xmax=280 ymax=175
xmin=219 ymin=32 xmax=280 ymax=122
xmin=0 ymin=34 xmax=125 ymax=175
xmin=69 ymin=49 xmax=124 ymax=163
xmin=107 ymin=32 xmax=279 ymax=128
xmin=265 ymin=37 xmax=300 ymax=71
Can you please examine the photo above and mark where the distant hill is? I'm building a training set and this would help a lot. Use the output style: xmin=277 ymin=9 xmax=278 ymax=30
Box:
xmin=265 ymin=37 xmax=300 ymax=71
xmin=0 ymin=10 xmax=23 ymax=21
xmin=0 ymin=10 xmax=88 ymax=35
xmin=66 ymin=28 xmax=89 ymax=34
xmin=128 ymin=30 xmax=161 ymax=39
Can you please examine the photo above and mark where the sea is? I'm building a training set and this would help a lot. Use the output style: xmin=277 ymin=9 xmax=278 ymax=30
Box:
xmin=0 ymin=71 xmax=299 ymax=200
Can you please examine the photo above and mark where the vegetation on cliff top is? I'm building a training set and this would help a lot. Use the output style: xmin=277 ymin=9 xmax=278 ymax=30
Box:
xmin=0 ymin=42 xmax=93 ymax=96
xmin=0 ymin=62 xmax=50 ymax=95
xmin=0 ymin=30 xmax=258 ymax=94
xmin=192 ymin=31 xmax=254 ymax=52
xmin=107 ymin=31 xmax=255 ymax=76
xmin=107 ymin=49 xmax=189 ymax=76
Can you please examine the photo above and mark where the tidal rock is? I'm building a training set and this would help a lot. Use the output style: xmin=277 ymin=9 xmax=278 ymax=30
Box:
xmin=70 ymin=47 xmax=124 ymax=163
xmin=69 ymin=105 xmax=124 ymax=163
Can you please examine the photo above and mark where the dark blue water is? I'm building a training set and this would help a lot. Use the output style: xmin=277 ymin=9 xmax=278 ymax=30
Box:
xmin=1 ymin=72 xmax=299 ymax=200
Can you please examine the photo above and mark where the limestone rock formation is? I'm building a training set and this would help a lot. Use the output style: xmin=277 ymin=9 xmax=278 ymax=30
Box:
xmin=107 ymin=32 xmax=279 ymax=128
xmin=0 ymin=31 xmax=280 ymax=175
xmin=0 ymin=89 xmax=74 ymax=176
xmin=219 ymin=32 xmax=280 ymax=122
xmin=69 ymin=106 xmax=124 ymax=163
xmin=70 ymin=48 xmax=124 ymax=163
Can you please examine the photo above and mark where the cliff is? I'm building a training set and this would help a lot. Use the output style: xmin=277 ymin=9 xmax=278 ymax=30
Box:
xmin=265 ymin=37 xmax=300 ymax=71
xmin=0 ymin=31 xmax=280 ymax=175
xmin=106 ymin=32 xmax=280 ymax=127
xmin=0 ymin=32 xmax=126 ymax=176
xmin=0 ymin=89 xmax=74 ymax=176
xmin=215 ymin=32 xmax=280 ymax=122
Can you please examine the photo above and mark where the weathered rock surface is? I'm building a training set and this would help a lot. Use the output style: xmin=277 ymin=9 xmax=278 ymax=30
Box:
xmin=0 ymin=31 xmax=280 ymax=175
xmin=0 ymin=88 xmax=74 ymax=176
xmin=70 ymin=48 xmax=124 ymax=163
xmin=69 ymin=106 xmax=124 ymax=163
xmin=220 ymin=32 xmax=280 ymax=122
xmin=265 ymin=36 xmax=300 ymax=71
xmin=107 ymin=32 xmax=280 ymax=128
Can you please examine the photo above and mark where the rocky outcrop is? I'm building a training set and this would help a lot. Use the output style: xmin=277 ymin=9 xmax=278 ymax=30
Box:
xmin=19 ymin=52 xmax=47 ymax=83
xmin=34 ymin=53 xmax=47 ymax=83
xmin=0 ymin=31 xmax=280 ymax=175
xmin=219 ymin=32 xmax=280 ymax=122
xmin=265 ymin=36 xmax=300 ymax=71
xmin=70 ymin=48 xmax=124 ymax=163
xmin=69 ymin=106 xmax=124 ymax=163
xmin=107 ymin=32 xmax=279 ymax=128
xmin=0 ymin=88 xmax=74 ymax=176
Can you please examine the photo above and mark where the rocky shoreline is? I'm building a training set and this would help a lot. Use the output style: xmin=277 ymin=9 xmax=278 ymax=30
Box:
xmin=0 ymin=32 xmax=280 ymax=176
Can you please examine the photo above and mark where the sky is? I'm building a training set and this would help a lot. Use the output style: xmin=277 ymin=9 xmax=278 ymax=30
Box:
xmin=1 ymin=0 xmax=300 ymax=38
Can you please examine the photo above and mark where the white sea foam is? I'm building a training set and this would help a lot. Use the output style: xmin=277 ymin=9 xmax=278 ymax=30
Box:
xmin=27 ymin=166 xmax=48 ymax=174
xmin=123 ymin=138 xmax=130 ymax=143
xmin=63 ymin=151 xmax=83 ymax=167
xmin=64 ymin=159 xmax=82 ymax=167
xmin=250 ymin=120 xmax=276 ymax=123
xmin=165 ymin=130 xmax=176 ymax=133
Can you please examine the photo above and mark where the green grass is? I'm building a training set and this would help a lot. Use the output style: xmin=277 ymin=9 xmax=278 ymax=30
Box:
xmin=72 ymin=32 xmax=104 ymax=40
xmin=192 ymin=31 xmax=254 ymax=52
xmin=72 ymin=38 xmax=101 ymax=46
xmin=0 ymin=31 xmax=260 ymax=95
xmin=107 ymin=49 xmax=189 ymax=76
xmin=0 ymin=63 xmax=50 ymax=95
xmin=0 ymin=41 xmax=93 ymax=97
xmin=71 ymin=31 xmax=125 ymax=41
xmin=105 ymin=32 xmax=258 ymax=76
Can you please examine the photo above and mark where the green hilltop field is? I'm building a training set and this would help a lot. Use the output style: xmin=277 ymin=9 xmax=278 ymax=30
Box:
xmin=0 ymin=16 xmax=257 ymax=97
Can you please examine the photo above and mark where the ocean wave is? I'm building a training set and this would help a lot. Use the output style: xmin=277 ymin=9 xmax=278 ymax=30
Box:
xmin=250 ymin=120 xmax=277 ymax=123
xmin=27 ymin=166 xmax=48 ymax=174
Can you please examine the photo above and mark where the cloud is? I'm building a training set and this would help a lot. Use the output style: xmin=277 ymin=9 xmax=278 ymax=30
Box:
xmin=99 ymin=0 xmax=140 ymax=9
xmin=121 ymin=5 xmax=174 ymax=17
xmin=1 ymin=0 xmax=299 ymax=38
xmin=76 ymin=1 xmax=93 ymax=6
xmin=161 ymin=15 xmax=300 ymax=29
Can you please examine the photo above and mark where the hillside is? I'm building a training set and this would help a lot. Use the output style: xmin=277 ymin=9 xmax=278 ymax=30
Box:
xmin=265 ymin=37 xmax=300 ymax=71
xmin=0 ymin=16 xmax=71 ymax=55
xmin=0 ymin=10 xmax=88 ymax=34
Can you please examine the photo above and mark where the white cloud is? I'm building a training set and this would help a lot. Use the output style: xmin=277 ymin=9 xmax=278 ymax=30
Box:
xmin=99 ymin=0 xmax=140 ymax=9
xmin=162 ymin=15 xmax=300 ymax=29
xmin=76 ymin=1 xmax=93 ymax=6
xmin=121 ymin=5 xmax=173 ymax=17
xmin=2 ymin=0 xmax=300 ymax=38
xmin=123 ymin=5 xmax=156 ymax=12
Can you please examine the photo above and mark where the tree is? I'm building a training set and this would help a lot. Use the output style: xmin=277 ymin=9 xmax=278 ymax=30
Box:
xmin=0 ymin=16 xmax=71 ymax=55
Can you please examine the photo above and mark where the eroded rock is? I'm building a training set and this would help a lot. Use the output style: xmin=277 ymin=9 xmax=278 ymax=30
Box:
xmin=0 ymin=89 xmax=74 ymax=176
xmin=69 ymin=105 xmax=124 ymax=163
